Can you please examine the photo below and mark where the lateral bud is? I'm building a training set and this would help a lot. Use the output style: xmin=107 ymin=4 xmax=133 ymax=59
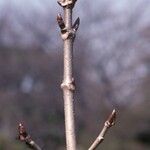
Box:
xmin=73 ymin=17 xmax=80 ymax=32
xmin=57 ymin=13 xmax=66 ymax=34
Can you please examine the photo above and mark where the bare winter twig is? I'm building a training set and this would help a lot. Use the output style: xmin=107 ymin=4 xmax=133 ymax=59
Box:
xmin=17 ymin=123 xmax=42 ymax=150
xmin=57 ymin=0 xmax=80 ymax=150
xmin=17 ymin=1 xmax=117 ymax=150
xmin=88 ymin=109 xmax=117 ymax=150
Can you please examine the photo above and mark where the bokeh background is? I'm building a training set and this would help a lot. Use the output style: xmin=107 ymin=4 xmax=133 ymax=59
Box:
xmin=0 ymin=0 xmax=150 ymax=149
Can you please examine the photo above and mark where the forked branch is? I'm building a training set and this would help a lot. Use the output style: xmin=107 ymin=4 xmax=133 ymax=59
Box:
xmin=17 ymin=123 xmax=42 ymax=150
xmin=88 ymin=109 xmax=116 ymax=150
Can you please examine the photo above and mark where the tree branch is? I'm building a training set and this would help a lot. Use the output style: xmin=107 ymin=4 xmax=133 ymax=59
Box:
xmin=57 ymin=0 xmax=79 ymax=150
xmin=17 ymin=123 xmax=42 ymax=150
xmin=88 ymin=109 xmax=117 ymax=150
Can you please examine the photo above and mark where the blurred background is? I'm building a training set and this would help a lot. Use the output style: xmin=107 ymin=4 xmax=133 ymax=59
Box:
xmin=0 ymin=0 xmax=149 ymax=149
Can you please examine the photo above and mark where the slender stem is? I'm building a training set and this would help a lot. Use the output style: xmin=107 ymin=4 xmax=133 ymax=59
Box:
xmin=64 ymin=8 xmax=73 ymax=81
xmin=63 ymin=7 xmax=76 ymax=150
xmin=57 ymin=1 xmax=79 ymax=149
xmin=17 ymin=123 xmax=42 ymax=150
xmin=63 ymin=83 xmax=76 ymax=150
xmin=88 ymin=110 xmax=116 ymax=150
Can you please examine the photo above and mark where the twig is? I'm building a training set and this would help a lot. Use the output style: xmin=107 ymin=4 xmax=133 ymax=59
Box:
xmin=57 ymin=0 xmax=80 ymax=150
xmin=17 ymin=123 xmax=42 ymax=150
xmin=88 ymin=109 xmax=117 ymax=150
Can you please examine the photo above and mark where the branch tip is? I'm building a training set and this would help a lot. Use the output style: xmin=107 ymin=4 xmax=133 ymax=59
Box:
xmin=18 ymin=123 xmax=28 ymax=141
xmin=17 ymin=123 xmax=42 ymax=150
xmin=88 ymin=109 xmax=117 ymax=150
xmin=106 ymin=109 xmax=116 ymax=127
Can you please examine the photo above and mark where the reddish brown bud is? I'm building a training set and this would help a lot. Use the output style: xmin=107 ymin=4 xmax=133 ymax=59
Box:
xmin=57 ymin=14 xmax=65 ymax=30
xmin=18 ymin=123 xmax=28 ymax=141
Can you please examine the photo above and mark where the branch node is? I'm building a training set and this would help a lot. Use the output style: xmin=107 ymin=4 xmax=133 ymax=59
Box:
xmin=62 ymin=29 xmax=76 ymax=40
xmin=97 ymin=136 xmax=104 ymax=141
xmin=57 ymin=14 xmax=79 ymax=40
xmin=61 ymin=78 xmax=75 ymax=91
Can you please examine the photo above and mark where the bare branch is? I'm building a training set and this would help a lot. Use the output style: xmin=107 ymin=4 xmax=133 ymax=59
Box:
xmin=57 ymin=0 xmax=79 ymax=150
xmin=88 ymin=109 xmax=117 ymax=150
xmin=17 ymin=123 xmax=42 ymax=150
